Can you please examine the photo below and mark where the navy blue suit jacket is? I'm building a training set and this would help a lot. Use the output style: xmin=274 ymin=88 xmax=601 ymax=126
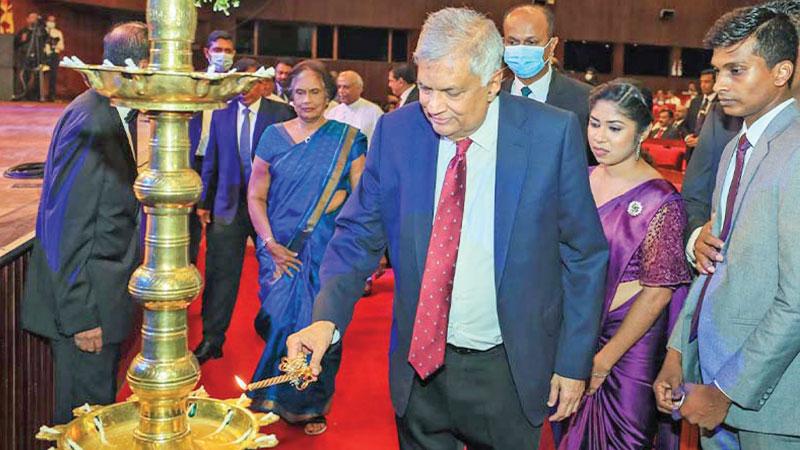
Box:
xmin=312 ymin=92 xmax=608 ymax=424
xmin=199 ymin=99 xmax=294 ymax=224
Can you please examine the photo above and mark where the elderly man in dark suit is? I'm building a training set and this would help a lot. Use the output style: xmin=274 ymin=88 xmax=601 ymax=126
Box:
xmin=501 ymin=3 xmax=594 ymax=164
xmin=21 ymin=22 xmax=148 ymax=424
xmin=287 ymin=7 xmax=607 ymax=449
xmin=388 ymin=62 xmax=419 ymax=108
xmin=193 ymin=58 xmax=294 ymax=364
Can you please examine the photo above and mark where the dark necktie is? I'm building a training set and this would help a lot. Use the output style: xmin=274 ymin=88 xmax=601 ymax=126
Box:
xmin=125 ymin=109 xmax=138 ymax=160
xmin=408 ymin=138 xmax=472 ymax=379
xmin=689 ymin=134 xmax=751 ymax=341
xmin=695 ymin=97 xmax=710 ymax=133
xmin=239 ymin=106 xmax=252 ymax=182
xmin=520 ymin=86 xmax=532 ymax=98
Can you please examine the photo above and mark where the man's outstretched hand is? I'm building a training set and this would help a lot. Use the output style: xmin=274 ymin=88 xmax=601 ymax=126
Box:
xmin=286 ymin=321 xmax=336 ymax=377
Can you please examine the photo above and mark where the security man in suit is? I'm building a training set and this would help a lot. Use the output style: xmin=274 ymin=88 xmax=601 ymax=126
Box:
xmin=501 ymin=3 xmax=595 ymax=164
xmin=388 ymin=63 xmax=419 ymax=108
xmin=21 ymin=22 xmax=148 ymax=424
xmin=193 ymin=58 xmax=295 ymax=364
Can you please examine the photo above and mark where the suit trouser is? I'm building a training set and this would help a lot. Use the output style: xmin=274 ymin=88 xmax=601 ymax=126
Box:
xmin=395 ymin=344 xmax=541 ymax=450
xmin=51 ymin=338 xmax=121 ymax=424
xmin=202 ymin=201 xmax=256 ymax=347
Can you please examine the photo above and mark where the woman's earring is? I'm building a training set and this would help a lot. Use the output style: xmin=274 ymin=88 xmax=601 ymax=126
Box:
xmin=635 ymin=143 xmax=642 ymax=161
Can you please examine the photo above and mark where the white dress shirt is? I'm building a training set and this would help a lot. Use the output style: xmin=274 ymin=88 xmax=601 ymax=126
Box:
xmin=434 ymin=97 xmax=501 ymax=350
xmin=116 ymin=106 xmax=136 ymax=161
xmin=325 ymin=97 xmax=383 ymax=145
xmin=44 ymin=28 xmax=64 ymax=55
xmin=510 ymin=65 xmax=552 ymax=103
xmin=398 ymin=84 xmax=416 ymax=107
xmin=195 ymin=110 xmax=213 ymax=157
xmin=685 ymin=98 xmax=796 ymax=262
xmin=237 ymin=98 xmax=261 ymax=153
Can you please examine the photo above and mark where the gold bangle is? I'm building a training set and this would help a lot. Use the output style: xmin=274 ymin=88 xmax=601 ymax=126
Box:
xmin=591 ymin=371 xmax=610 ymax=378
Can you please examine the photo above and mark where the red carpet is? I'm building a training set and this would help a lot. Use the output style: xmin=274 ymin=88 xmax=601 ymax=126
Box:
xmin=118 ymin=243 xmax=399 ymax=449
xmin=116 ymin=239 xmax=699 ymax=450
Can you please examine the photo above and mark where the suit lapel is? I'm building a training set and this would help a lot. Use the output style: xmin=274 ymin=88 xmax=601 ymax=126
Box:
xmin=545 ymin=69 xmax=560 ymax=104
xmin=412 ymin=113 xmax=442 ymax=281
xmin=105 ymin=98 xmax=137 ymax=178
xmin=252 ymin=100 xmax=272 ymax=158
xmin=728 ymin=103 xmax=799 ymax=233
xmin=494 ymin=94 xmax=529 ymax=291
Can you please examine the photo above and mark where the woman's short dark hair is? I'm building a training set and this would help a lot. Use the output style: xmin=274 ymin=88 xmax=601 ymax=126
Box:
xmin=288 ymin=59 xmax=334 ymax=101
xmin=103 ymin=21 xmax=148 ymax=66
xmin=589 ymin=78 xmax=654 ymax=135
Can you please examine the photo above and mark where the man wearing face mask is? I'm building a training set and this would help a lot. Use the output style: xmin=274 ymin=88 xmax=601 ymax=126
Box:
xmin=502 ymin=4 xmax=595 ymax=165
xmin=187 ymin=30 xmax=236 ymax=265
xmin=194 ymin=58 xmax=294 ymax=364
xmin=43 ymin=15 xmax=63 ymax=101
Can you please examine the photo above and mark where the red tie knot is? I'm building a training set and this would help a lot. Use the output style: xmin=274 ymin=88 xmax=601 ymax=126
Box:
xmin=455 ymin=138 xmax=473 ymax=157
xmin=737 ymin=134 xmax=751 ymax=155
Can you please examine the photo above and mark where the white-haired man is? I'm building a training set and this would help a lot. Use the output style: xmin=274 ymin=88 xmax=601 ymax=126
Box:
xmin=287 ymin=7 xmax=607 ymax=448
xmin=325 ymin=70 xmax=383 ymax=144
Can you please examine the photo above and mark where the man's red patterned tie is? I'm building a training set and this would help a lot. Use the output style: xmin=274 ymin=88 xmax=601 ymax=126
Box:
xmin=408 ymin=138 xmax=472 ymax=380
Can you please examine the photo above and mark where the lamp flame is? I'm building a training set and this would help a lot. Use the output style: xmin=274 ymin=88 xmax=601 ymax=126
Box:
xmin=235 ymin=375 xmax=248 ymax=391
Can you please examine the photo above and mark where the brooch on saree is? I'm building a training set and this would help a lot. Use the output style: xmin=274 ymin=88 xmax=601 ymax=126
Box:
xmin=627 ymin=201 xmax=643 ymax=217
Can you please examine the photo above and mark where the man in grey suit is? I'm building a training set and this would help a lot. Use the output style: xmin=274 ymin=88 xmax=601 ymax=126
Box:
xmin=501 ymin=4 xmax=595 ymax=165
xmin=654 ymin=6 xmax=800 ymax=449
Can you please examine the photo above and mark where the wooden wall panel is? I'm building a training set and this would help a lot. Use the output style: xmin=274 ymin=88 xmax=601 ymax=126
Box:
xmin=4 ymin=0 xmax=762 ymax=99
xmin=0 ymin=244 xmax=53 ymax=450
xmin=554 ymin=0 xmax=759 ymax=48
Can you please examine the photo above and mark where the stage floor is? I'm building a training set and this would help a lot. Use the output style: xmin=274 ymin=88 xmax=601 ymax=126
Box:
xmin=0 ymin=102 xmax=64 ymax=256
xmin=0 ymin=100 xmax=152 ymax=258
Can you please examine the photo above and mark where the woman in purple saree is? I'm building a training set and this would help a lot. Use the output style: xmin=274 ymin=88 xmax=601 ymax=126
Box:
xmin=559 ymin=80 xmax=691 ymax=450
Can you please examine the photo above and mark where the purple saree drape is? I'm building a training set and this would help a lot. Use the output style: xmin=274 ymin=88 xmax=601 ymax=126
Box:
xmin=559 ymin=178 xmax=691 ymax=450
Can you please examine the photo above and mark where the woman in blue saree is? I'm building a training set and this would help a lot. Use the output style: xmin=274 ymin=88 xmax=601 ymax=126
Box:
xmin=559 ymin=80 xmax=692 ymax=450
xmin=246 ymin=60 xmax=367 ymax=436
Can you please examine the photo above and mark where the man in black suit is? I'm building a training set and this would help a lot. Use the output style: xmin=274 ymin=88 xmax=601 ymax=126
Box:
xmin=681 ymin=101 xmax=742 ymax=246
xmin=686 ymin=69 xmax=718 ymax=138
xmin=193 ymin=58 xmax=295 ymax=364
xmin=21 ymin=22 xmax=148 ymax=424
xmin=388 ymin=62 xmax=419 ymax=108
xmin=649 ymin=108 xmax=686 ymax=140
xmin=501 ymin=3 xmax=594 ymax=164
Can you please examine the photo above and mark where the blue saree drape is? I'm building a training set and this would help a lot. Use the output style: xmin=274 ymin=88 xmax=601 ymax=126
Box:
xmin=247 ymin=120 xmax=367 ymax=421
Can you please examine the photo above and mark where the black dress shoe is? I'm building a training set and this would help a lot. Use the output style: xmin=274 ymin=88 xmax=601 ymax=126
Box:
xmin=193 ymin=341 xmax=222 ymax=364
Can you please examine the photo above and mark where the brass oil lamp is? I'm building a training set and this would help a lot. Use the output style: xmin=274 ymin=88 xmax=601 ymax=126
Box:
xmin=33 ymin=0 xmax=310 ymax=448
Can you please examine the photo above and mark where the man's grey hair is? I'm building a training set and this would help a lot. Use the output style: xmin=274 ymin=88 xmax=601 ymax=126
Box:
xmin=339 ymin=70 xmax=364 ymax=88
xmin=103 ymin=22 xmax=148 ymax=66
xmin=414 ymin=7 xmax=504 ymax=84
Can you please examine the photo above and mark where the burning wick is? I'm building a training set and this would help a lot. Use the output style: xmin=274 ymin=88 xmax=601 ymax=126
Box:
xmin=235 ymin=375 xmax=248 ymax=391
xmin=234 ymin=357 xmax=316 ymax=392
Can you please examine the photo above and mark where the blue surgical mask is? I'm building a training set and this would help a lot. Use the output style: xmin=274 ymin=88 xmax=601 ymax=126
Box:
xmin=503 ymin=39 xmax=553 ymax=79
xmin=208 ymin=52 xmax=233 ymax=72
